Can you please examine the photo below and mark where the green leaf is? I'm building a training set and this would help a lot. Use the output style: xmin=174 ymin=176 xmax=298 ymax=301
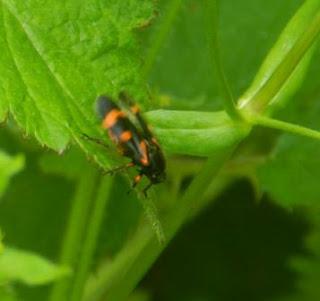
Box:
xmin=0 ymin=231 xmax=4 ymax=255
xmin=0 ymin=146 xmax=74 ymax=261
xmin=145 ymin=0 xmax=303 ymax=109
xmin=268 ymin=210 xmax=320 ymax=301
xmin=0 ymin=286 xmax=17 ymax=301
xmin=39 ymin=147 xmax=92 ymax=180
xmin=0 ymin=247 xmax=70 ymax=285
xmin=127 ymin=290 xmax=150 ymax=301
xmin=147 ymin=110 xmax=250 ymax=156
xmin=0 ymin=150 xmax=24 ymax=198
xmin=0 ymin=0 xmax=153 ymax=167
xmin=258 ymin=135 xmax=320 ymax=207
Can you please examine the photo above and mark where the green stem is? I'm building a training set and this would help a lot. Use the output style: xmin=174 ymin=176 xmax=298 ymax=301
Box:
xmin=245 ymin=10 xmax=320 ymax=113
xmin=142 ymin=0 xmax=183 ymax=80
xmin=70 ymin=176 xmax=113 ymax=301
xmin=83 ymin=146 xmax=237 ymax=301
xmin=205 ymin=0 xmax=242 ymax=121
xmin=49 ymin=168 xmax=99 ymax=301
xmin=250 ymin=115 xmax=320 ymax=142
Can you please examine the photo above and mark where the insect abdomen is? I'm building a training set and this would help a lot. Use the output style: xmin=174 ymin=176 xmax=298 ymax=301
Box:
xmin=96 ymin=95 xmax=144 ymax=160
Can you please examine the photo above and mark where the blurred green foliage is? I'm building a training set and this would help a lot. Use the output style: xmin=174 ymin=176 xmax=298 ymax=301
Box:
xmin=145 ymin=0 xmax=303 ymax=109
xmin=0 ymin=247 xmax=70 ymax=285
xmin=0 ymin=150 xmax=24 ymax=198
xmin=1 ymin=0 xmax=320 ymax=301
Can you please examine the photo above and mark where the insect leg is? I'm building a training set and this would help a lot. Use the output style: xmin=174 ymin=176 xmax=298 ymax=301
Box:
xmin=81 ymin=133 xmax=110 ymax=150
xmin=126 ymin=173 xmax=143 ymax=195
xmin=142 ymin=182 xmax=153 ymax=197
xmin=104 ymin=162 xmax=134 ymax=175
xmin=132 ymin=173 xmax=143 ymax=188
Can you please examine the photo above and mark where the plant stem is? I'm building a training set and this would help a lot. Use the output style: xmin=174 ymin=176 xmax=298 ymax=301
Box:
xmin=204 ymin=0 xmax=242 ymax=121
xmin=83 ymin=147 xmax=237 ymax=301
xmin=49 ymin=168 xmax=99 ymax=301
xmin=250 ymin=115 xmax=320 ymax=142
xmin=70 ymin=176 xmax=113 ymax=301
xmin=142 ymin=0 xmax=183 ymax=80
xmin=245 ymin=10 xmax=320 ymax=113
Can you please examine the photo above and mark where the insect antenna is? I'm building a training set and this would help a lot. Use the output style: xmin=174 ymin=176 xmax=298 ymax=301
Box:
xmin=81 ymin=133 xmax=110 ymax=150
xmin=103 ymin=162 xmax=134 ymax=175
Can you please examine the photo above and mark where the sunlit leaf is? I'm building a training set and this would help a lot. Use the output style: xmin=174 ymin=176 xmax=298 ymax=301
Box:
xmin=0 ymin=247 xmax=70 ymax=285
xmin=0 ymin=0 xmax=154 ymax=168
xmin=0 ymin=151 xmax=24 ymax=198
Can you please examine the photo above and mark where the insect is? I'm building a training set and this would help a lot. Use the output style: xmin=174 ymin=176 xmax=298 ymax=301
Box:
xmin=95 ymin=92 xmax=166 ymax=196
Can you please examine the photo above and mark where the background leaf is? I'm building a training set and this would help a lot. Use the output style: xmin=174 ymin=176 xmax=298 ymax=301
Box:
xmin=258 ymin=135 xmax=320 ymax=207
xmin=0 ymin=286 xmax=17 ymax=301
xmin=0 ymin=247 xmax=70 ymax=285
xmin=144 ymin=0 xmax=303 ymax=109
xmin=141 ymin=181 xmax=311 ymax=301
xmin=0 ymin=150 xmax=24 ymax=198
xmin=0 ymin=231 xmax=4 ymax=255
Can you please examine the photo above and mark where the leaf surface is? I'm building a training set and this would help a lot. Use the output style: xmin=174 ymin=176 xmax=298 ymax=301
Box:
xmin=0 ymin=247 xmax=70 ymax=285
xmin=0 ymin=150 xmax=24 ymax=198
xmin=0 ymin=0 xmax=153 ymax=167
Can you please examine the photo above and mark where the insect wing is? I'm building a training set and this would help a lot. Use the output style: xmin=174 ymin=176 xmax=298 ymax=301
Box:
xmin=119 ymin=92 xmax=154 ymax=140
xmin=97 ymin=95 xmax=150 ymax=166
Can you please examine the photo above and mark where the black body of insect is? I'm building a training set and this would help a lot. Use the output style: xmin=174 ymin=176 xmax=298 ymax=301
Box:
xmin=96 ymin=93 xmax=166 ymax=195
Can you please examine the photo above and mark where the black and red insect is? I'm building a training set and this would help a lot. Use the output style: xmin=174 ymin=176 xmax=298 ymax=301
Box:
xmin=95 ymin=93 xmax=166 ymax=195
